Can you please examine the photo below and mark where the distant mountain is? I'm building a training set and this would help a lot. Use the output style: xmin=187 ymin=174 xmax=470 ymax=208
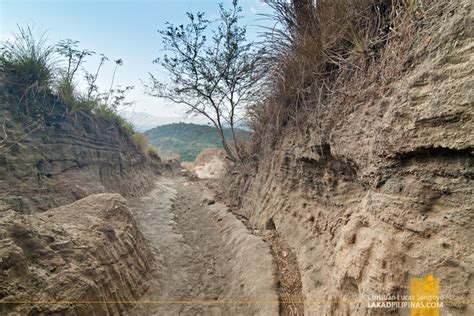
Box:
xmin=119 ymin=112 xmax=182 ymax=132
xmin=119 ymin=111 xmax=210 ymax=132
xmin=145 ymin=123 xmax=248 ymax=162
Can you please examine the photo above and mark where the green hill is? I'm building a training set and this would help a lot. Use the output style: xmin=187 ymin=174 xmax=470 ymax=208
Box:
xmin=145 ymin=123 xmax=247 ymax=161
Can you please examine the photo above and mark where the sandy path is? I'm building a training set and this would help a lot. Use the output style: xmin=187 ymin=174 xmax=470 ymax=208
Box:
xmin=127 ymin=177 xmax=279 ymax=315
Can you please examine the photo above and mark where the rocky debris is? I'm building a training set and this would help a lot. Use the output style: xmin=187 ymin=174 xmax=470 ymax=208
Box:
xmin=203 ymin=198 xmax=216 ymax=205
xmin=183 ymin=148 xmax=227 ymax=179
xmin=178 ymin=168 xmax=198 ymax=179
xmin=261 ymin=230 xmax=303 ymax=316
xmin=0 ymin=194 xmax=156 ymax=315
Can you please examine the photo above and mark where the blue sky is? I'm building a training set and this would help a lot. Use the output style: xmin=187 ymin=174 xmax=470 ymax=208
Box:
xmin=0 ymin=0 xmax=271 ymax=122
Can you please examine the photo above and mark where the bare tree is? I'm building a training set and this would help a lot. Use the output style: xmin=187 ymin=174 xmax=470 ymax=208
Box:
xmin=85 ymin=54 xmax=108 ymax=100
xmin=147 ymin=0 xmax=263 ymax=162
xmin=56 ymin=39 xmax=95 ymax=86
xmin=105 ymin=58 xmax=123 ymax=107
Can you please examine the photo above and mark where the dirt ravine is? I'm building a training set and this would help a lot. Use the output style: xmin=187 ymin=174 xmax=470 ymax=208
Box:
xmin=127 ymin=176 xmax=279 ymax=315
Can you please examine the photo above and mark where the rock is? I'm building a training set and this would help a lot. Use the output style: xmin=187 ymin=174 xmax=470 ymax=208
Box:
xmin=191 ymin=148 xmax=227 ymax=179
xmin=179 ymin=169 xmax=192 ymax=177
xmin=203 ymin=198 xmax=216 ymax=205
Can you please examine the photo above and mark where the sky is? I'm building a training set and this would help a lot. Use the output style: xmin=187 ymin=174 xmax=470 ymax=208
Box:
xmin=0 ymin=0 xmax=272 ymax=125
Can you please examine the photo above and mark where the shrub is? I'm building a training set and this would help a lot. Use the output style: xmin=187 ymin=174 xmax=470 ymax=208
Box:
xmin=146 ymin=145 xmax=161 ymax=162
xmin=0 ymin=26 xmax=56 ymax=115
xmin=1 ymin=25 xmax=143 ymax=155
xmin=131 ymin=133 xmax=147 ymax=152
xmin=120 ymin=119 xmax=135 ymax=136
xmin=55 ymin=75 xmax=77 ymax=107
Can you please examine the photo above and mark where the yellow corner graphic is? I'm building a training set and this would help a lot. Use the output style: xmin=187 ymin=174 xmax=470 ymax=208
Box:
xmin=410 ymin=274 xmax=440 ymax=316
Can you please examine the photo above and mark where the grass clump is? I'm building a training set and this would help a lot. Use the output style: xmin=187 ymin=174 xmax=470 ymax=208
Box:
xmin=247 ymin=0 xmax=441 ymax=155
xmin=254 ymin=0 xmax=393 ymax=133
xmin=146 ymin=144 xmax=161 ymax=162
xmin=131 ymin=132 xmax=147 ymax=151
xmin=0 ymin=25 xmax=154 ymax=155
xmin=0 ymin=26 xmax=55 ymax=91
xmin=0 ymin=26 xmax=56 ymax=116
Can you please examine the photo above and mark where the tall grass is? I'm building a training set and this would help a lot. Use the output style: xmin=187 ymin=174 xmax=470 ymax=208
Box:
xmin=0 ymin=26 xmax=56 ymax=115
xmin=146 ymin=144 xmax=162 ymax=162
xmin=248 ymin=0 xmax=426 ymax=155
xmin=0 ymin=26 xmax=55 ymax=90
xmin=0 ymin=25 xmax=154 ymax=154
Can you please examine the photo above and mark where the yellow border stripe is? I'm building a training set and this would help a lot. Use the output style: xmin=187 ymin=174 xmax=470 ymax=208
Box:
xmin=0 ymin=300 xmax=472 ymax=305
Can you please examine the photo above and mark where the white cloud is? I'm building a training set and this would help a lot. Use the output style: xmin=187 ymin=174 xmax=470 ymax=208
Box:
xmin=0 ymin=34 xmax=14 ymax=42
xmin=249 ymin=0 xmax=268 ymax=15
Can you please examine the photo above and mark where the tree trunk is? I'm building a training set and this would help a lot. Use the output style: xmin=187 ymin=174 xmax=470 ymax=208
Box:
xmin=218 ymin=127 xmax=237 ymax=162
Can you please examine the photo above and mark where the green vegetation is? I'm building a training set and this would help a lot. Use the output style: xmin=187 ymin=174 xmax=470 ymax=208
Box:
xmin=147 ymin=0 xmax=263 ymax=162
xmin=146 ymin=144 xmax=161 ymax=162
xmin=145 ymin=123 xmax=248 ymax=162
xmin=131 ymin=133 xmax=147 ymax=152
xmin=0 ymin=26 xmax=55 ymax=116
xmin=0 ymin=26 xmax=55 ymax=90
xmin=0 ymin=25 xmax=152 ymax=156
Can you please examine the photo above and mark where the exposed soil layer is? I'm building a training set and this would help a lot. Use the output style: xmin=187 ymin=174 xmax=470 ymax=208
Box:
xmin=0 ymin=194 xmax=156 ymax=315
xmin=224 ymin=1 xmax=473 ymax=315
xmin=0 ymin=91 xmax=163 ymax=214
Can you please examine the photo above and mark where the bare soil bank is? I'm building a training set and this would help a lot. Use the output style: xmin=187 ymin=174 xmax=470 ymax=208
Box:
xmin=0 ymin=91 xmax=164 ymax=214
xmin=0 ymin=194 xmax=155 ymax=315
xmin=224 ymin=1 xmax=473 ymax=315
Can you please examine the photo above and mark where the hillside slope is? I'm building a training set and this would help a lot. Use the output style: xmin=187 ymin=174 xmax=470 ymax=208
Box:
xmin=0 ymin=90 xmax=163 ymax=213
xmin=224 ymin=1 xmax=473 ymax=315
xmin=145 ymin=123 xmax=247 ymax=161
xmin=0 ymin=85 xmax=165 ymax=313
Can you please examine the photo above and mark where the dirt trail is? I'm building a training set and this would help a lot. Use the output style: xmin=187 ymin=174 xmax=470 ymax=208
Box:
xmin=127 ymin=177 xmax=279 ymax=315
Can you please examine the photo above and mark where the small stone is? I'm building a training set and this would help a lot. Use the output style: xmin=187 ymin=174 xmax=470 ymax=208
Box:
xmin=203 ymin=198 xmax=215 ymax=205
xmin=281 ymin=251 xmax=288 ymax=258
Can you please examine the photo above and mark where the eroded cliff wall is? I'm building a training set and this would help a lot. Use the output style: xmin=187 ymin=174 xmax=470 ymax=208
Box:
xmin=227 ymin=1 xmax=473 ymax=315
xmin=0 ymin=194 xmax=156 ymax=315
xmin=0 ymin=91 xmax=161 ymax=213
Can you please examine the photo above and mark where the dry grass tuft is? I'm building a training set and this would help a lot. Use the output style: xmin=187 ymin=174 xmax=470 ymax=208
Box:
xmin=247 ymin=0 xmax=447 ymax=157
xmin=131 ymin=133 xmax=147 ymax=152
